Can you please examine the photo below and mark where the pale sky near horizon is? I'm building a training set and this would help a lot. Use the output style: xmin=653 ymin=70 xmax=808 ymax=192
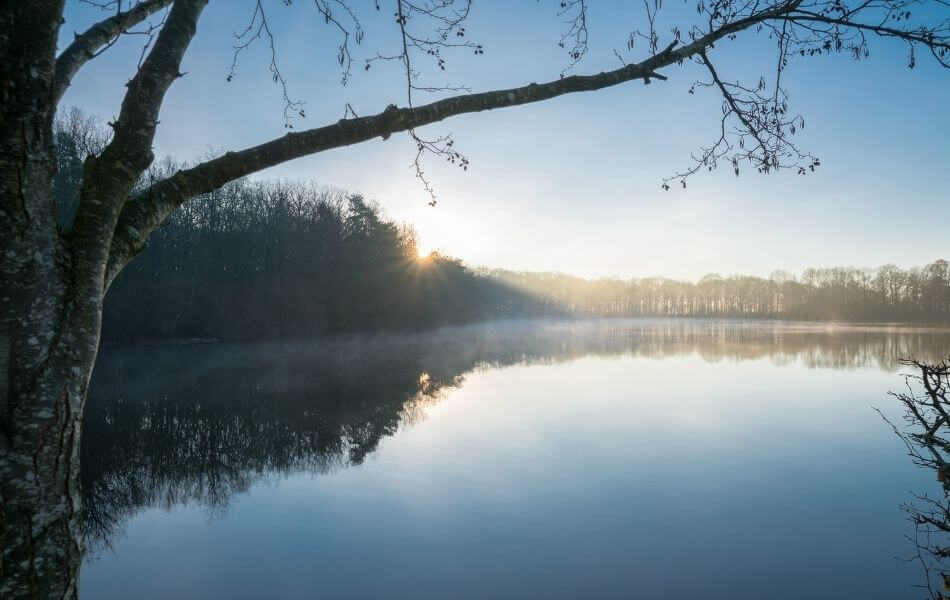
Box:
xmin=60 ymin=1 xmax=949 ymax=281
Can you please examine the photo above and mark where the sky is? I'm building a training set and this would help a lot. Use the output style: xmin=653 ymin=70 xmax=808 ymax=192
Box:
xmin=59 ymin=0 xmax=949 ymax=281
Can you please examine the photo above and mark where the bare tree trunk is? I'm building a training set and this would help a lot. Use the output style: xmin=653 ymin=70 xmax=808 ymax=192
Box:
xmin=1 ymin=3 xmax=90 ymax=598
xmin=3 ymin=1 xmax=207 ymax=594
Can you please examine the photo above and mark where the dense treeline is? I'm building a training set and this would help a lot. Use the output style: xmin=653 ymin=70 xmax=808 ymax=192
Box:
xmin=488 ymin=261 xmax=950 ymax=321
xmin=52 ymin=109 xmax=516 ymax=339
xmin=101 ymin=177 xmax=513 ymax=339
xmin=52 ymin=108 xmax=950 ymax=341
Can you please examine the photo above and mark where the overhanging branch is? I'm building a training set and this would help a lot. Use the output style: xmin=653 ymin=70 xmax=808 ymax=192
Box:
xmin=102 ymin=0 xmax=949 ymax=286
xmin=103 ymin=44 xmax=675 ymax=285
xmin=102 ymin=0 xmax=812 ymax=285
xmin=699 ymin=51 xmax=771 ymax=166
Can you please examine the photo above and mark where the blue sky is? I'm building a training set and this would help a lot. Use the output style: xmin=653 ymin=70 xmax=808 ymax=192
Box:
xmin=60 ymin=1 xmax=949 ymax=280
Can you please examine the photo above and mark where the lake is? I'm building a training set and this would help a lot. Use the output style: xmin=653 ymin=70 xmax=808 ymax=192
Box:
xmin=80 ymin=320 xmax=950 ymax=599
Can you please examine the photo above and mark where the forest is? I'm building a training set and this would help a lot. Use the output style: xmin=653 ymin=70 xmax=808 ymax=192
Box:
xmin=52 ymin=109 xmax=950 ymax=341
xmin=487 ymin=261 xmax=950 ymax=322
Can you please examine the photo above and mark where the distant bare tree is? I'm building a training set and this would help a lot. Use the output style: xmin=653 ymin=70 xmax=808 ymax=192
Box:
xmin=0 ymin=1 xmax=948 ymax=597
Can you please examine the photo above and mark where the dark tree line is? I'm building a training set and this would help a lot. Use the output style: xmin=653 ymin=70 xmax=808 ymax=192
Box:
xmin=52 ymin=109 xmax=517 ymax=340
xmin=101 ymin=178 xmax=512 ymax=339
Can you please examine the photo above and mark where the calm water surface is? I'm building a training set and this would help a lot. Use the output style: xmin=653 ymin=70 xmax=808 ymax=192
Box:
xmin=80 ymin=320 xmax=950 ymax=598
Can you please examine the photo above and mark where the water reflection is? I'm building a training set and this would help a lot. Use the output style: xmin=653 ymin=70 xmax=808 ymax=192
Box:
xmin=884 ymin=358 xmax=950 ymax=598
xmin=82 ymin=340 xmax=451 ymax=547
xmin=83 ymin=319 xmax=950 ymax=552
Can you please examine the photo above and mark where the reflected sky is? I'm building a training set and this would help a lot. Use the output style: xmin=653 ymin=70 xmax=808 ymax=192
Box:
xmin=81 ymin=320 xmax=950 ymax=598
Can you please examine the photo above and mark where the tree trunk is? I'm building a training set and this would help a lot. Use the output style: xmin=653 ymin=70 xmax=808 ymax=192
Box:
xmin=1 ymin=3 xmax=92 ymax=598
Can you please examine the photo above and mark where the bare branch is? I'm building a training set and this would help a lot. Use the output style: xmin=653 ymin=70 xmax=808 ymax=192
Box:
xmin=226 ymin=1 xmax=366 ymax=126
xmin=313 ymin=0 xmax=364 ymax=84
xmin=557 ymin=0 xmax=589 ymax=75
xmin=379 ymin=0 xmax=479 ymax=204
xmin=105 ymin=44 xmax=677 ymax=284
xmin=661 ymin=0 xmax=947 ymax=188
xmin=701 ymin=51 xmax=771 ymax=161
xmin=227 ymin=1 xmax=306 ymax=128
xmin=54 ymin=0 xmax=173 ymax=104
xmin=774 ymin=10 xmax=950 ymax=67
xmin=103 ymin=0 xmax=950 ymax=280
xmin=71 ymin=0 xmax=207 ymax=283
xmin=629 ymin=0 xmax=663 ymax=56
xmin=886 ymin=357 xmax=950 ymax=594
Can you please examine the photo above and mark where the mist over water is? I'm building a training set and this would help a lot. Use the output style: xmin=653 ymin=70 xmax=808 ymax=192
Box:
xmin=81 ymin=319 xmax=950 ymax=598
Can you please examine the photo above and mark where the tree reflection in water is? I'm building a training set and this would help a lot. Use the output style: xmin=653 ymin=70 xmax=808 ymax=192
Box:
xmin=882 ymin=358 xmax=950 ymax=599
xmin=82 ymin=320 xmax=950 ymax=556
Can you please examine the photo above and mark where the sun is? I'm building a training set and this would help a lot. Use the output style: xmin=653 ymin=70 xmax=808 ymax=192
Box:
xmin=416 ymin=244 xmax=432 ymax=260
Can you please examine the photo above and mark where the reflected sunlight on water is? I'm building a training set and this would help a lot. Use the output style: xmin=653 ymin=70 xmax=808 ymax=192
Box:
xmin=81 ymin=320 xmax=950 ymax=599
